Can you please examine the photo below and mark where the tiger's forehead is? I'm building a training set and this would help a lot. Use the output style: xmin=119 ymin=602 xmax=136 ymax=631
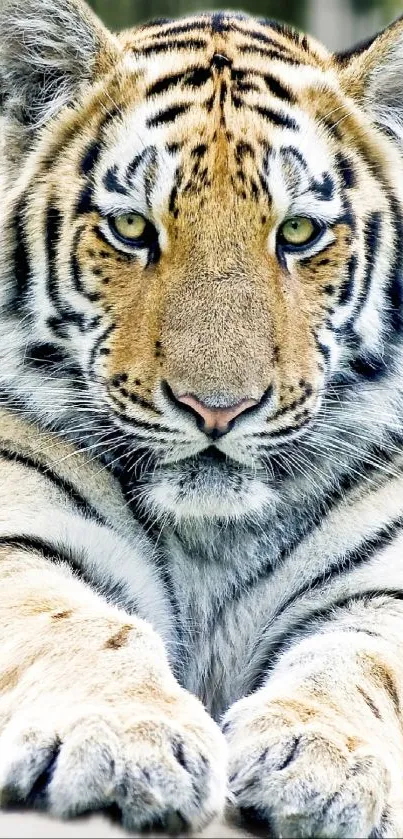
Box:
xmin=120 ymin=13 xmax=330 ymax=76
xmin=93 ymin=15 xmax=341 ymax=227
xmin=116 ymin=12 xmax=333 ymax=136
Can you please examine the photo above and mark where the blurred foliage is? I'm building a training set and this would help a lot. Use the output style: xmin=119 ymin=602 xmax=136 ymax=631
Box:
xmin=87 ymin=0 xmax=402 ymax=32
xmin=88 ymin=0 xmax=305 ymax=30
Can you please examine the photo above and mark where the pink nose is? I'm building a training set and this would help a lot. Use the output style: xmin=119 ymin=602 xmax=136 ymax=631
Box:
xmin=175 ymin=393 xmax=259 ymax=437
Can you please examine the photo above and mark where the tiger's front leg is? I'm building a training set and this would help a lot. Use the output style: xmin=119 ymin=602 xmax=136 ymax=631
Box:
xmin=224 ymin=597 xmax=403 ymax=838
xmin=0 ymin=547 xmax=226 ymax=832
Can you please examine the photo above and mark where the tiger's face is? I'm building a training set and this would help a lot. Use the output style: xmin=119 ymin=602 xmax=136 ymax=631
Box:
xmin=1 ymin=3 xmax=403 ymax=520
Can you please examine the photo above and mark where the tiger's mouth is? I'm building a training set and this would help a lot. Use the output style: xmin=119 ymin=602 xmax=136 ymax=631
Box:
xmin=141 ymin=444 xmax=278 ymax=521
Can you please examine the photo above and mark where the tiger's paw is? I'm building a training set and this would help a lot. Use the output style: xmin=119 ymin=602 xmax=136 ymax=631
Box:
xmin=0 ymin=695 xmax=226 ymax=833
xmin=223 ymin=692 xmax=395 ymax=838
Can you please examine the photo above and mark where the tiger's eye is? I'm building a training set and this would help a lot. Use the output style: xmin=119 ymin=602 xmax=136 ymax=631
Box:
xmin=112 ymin=213 xmax=147 ymax=241
xmin=279 ymin=216 xmax=316 ymax=246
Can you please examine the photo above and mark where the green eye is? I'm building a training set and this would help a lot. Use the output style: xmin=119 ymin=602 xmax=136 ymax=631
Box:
xmin=111 ymin=212 xmax=148 ymax=242
xmin=278 ymin=216 xmax=321 ymax=249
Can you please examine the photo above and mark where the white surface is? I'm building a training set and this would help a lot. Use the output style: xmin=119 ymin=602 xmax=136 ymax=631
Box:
xmin=0 ymin=813 xmax=253 ymax=839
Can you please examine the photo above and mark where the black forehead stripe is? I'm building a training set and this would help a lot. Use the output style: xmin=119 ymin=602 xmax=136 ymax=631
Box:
xmin=211 ymin=13 xmax=230 ymax=34
xmin=134 ymin=38 xmax=208 ymax=56
xmin=231 ymin=24 xmax=287 ymax=49
xmin=184 ymin=67 xmax=211 ymax=87
xmin=254 ymin=105 xmax=299 ymax=131
xmin=147 ymin=70 xmax=186 ymax=98
xmin=140 ymin=17 xmax=173 ymax=28
xmin=238 ymin=44 xmax=301 ymax=65
xmin=231 ymin=68 xmax=247 ymax=81
xmin=230 ymin=18 xmax=304 ymax=55
xmin=147 ymin=103 xmax=190 ymax=128
xmin=75 ymin=183 xmax=94 ymax=216
xmin=124 ymin=146 xmax=157 ymax=190
xmin=103 ymin=165 xmax=129 ymax=196
xmin=126 ymin=150 xmax=147 ymax=185
xmin=264 ymin=74 xmax=296 ymax=104
xmin=144 ymin=19 xmax=211 ymax=39
xmin=146 ymin=66 xmax=210 ymax=98
xmin=335 ymin=151 xmax=356 ymax=190
xmin=211 ymin=53 xmax=232 ymax=71
xmin=280 ymin=145 xmax=307 ymax=169
xmin=143 ymin=149 xmax=158 ymax=209
xmin=257 ymin=18 xmax=311 ymax=50
xmin=234 ymin=79 xmax=261 ymax=94
xmin=311 ymin=172 xmax=335 ymax=201
xmin=242 ymin=32 xmax=300 ymax=60
xmin=98 ymin=107 xmax=121 ymax=134
xmin=80 ymin=140 xmax=101 ymax=177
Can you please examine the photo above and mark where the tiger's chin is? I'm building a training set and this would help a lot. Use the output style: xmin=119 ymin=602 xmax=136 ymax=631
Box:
xmin=144 ymin=450 xmax=277 ymax=521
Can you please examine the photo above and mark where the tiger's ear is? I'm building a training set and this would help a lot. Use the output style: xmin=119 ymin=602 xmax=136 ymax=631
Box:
xmin=0 ymin=0 xmax=119 ymax=128
xmin=336 ymin=16 xmax=403 ymax=140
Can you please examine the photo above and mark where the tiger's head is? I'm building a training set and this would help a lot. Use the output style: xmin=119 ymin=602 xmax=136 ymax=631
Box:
xmin=1 ymin=0 xmax=403 ymax=521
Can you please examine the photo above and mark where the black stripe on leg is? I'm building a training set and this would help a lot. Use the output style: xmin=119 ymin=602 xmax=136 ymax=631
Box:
xmin=0 ymin=535 xmax=82 ymax=566
xmin=0 ymin=448 xmax=107 ymax=525
xmin=0 ymin=534 xmax=138 ymax=613
xmin=252 ymin=519 xmax=403 ymax=691
xmin=257 ymin=589 xmax=403 ymax=693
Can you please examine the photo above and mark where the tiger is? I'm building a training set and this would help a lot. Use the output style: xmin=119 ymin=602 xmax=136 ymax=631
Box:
xmin=1 ymin=0 xmax=403 ymax=835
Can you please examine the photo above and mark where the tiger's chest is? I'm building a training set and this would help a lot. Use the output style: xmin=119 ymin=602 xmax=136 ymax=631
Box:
xmin=159 ymin=526 xmax=286 ymax=719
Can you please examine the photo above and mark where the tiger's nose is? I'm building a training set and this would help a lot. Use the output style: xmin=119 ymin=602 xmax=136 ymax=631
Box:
xmin=173 ymin=392 xmax=260 ymax=438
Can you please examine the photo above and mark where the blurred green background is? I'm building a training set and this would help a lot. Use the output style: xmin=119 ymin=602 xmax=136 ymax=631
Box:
xmin=88 ymin=0 xmax=403 ymax=49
